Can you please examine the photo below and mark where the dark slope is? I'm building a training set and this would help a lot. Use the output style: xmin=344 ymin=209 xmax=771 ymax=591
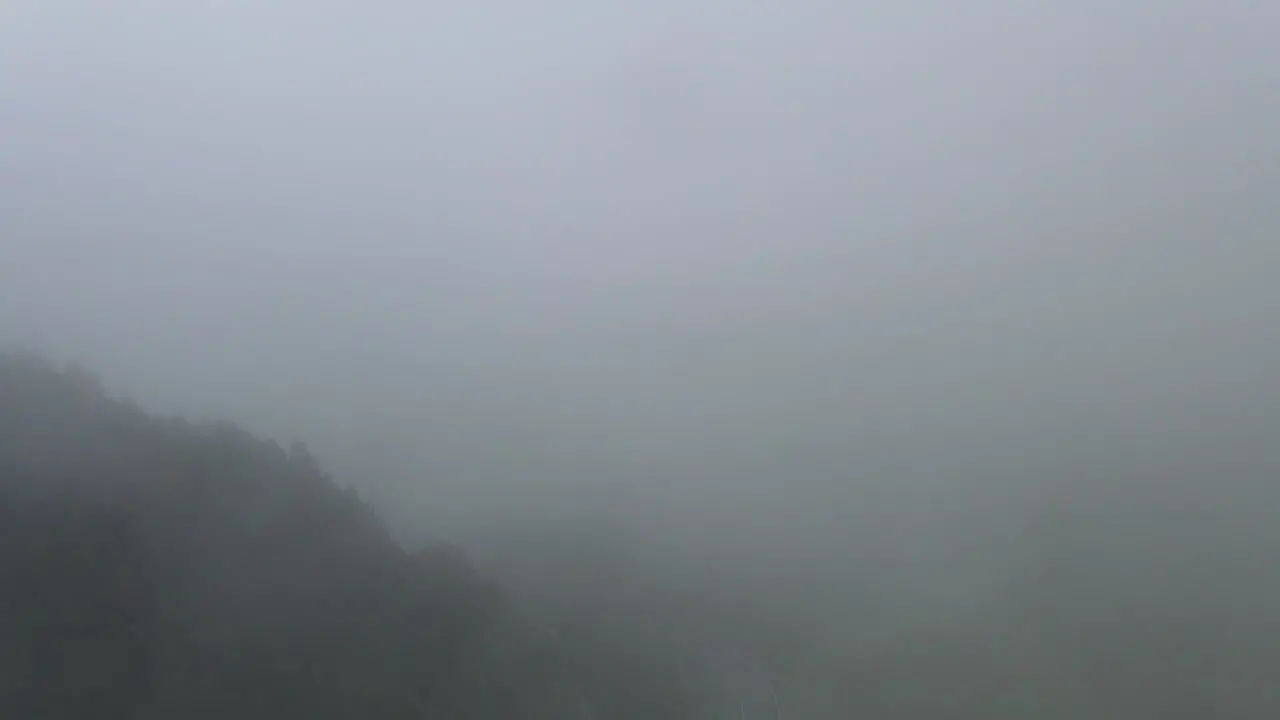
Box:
xmin=0 ymin=353 xmax=682 ymax=719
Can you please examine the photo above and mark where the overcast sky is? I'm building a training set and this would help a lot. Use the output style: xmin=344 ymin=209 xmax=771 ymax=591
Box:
xmin=2 ymin=2 xmax=1278 ymax=541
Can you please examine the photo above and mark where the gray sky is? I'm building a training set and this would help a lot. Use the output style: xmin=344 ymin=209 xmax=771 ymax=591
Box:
xmin=2 ymin=2 xmax=1279 ymax=543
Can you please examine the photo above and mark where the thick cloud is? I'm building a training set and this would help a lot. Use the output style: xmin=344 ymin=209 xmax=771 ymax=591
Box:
xmin=2 ymin=1 xmax=1277 ymax=544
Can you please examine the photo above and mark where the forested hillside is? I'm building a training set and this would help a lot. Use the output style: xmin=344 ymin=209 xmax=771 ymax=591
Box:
xmin=6 ymin=348 xmax=1280 ymax=719
xmin=0 ymin=352 xmax=691 ymax=719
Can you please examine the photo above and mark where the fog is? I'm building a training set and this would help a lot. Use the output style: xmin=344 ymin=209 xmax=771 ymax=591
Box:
xmin=3 ymin=2 xmax=1280 ymax=715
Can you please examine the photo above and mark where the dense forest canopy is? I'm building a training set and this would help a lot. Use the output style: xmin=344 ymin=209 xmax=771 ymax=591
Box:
xmin=5 ymin=350 xmax=1280 ymax=719
xmin=0 ymin=353 xmax=699 ymax=719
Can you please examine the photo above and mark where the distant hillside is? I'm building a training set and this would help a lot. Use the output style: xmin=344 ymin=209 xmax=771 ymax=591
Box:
xmin=0 ymin=352 xmax=691 ymax=719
